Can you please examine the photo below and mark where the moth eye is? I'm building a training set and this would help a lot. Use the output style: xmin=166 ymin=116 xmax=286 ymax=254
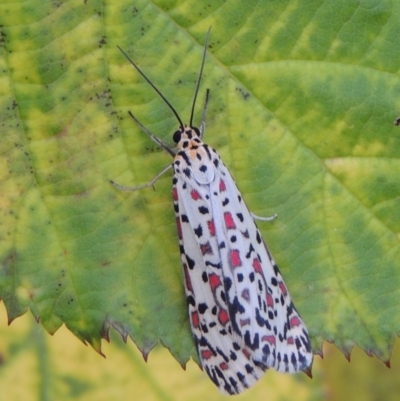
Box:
xmin=173 ymin=130 xmax=182 ymax=143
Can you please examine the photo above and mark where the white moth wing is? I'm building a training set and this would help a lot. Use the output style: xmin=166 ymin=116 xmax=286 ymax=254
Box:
xmin=173 ymin=138 xmax=312 ymax=394
xmin=173 ymin=149 xmax=265 ymax=394
xmin=209 ymin=155 xmax=313 ymax=373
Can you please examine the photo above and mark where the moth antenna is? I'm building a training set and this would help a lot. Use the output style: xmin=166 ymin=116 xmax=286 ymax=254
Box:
xmin=117 ymin=45 xmax=184 ymax=131
xmin=189 ymin=27 xmax=211 ymax=128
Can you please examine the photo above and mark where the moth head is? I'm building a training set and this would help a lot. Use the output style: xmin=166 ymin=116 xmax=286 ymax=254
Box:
xmin=173 ymin=126 xmax=201 ymax=143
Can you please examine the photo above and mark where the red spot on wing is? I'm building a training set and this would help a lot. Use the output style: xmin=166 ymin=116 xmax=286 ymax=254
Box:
xmin=176 ymin=217 xmax=182 ymax=239
xmin=207 ymin=220 xmax=216 ymax=236
xmin=191 ymin=311 xmax=200 ymax=328
xmin=190 ymin=189 xmax=201 ymax=200
xmin=267 ymin=293 xmax=274 ymax=307
xmin=290 ymin=316 xmax=301 ymax=328
xmin=287 ymin=337 xmax=294 ymax=345
xmin=224 ymin=212 xmax=236 ymax=229
xmin=209 ymin=273 xmax=221 ymax=290
xmin=183 ymin=264 xmax=193 ymax=292
xmin=172 ymin=187 xmax=178 ymax=201
xmin=230 ymin=250 xmax=242 ymax=268
xmin=252 ymin=258 xmax=262 ymax=273
xmin=220 ymin=362 xmax=229 ymax=370
xmin=200 ymin=241 xmax=213 ymax=255
xmin=261 ymin=335 xmax=276 ymax=345
xmin=218 ymin=309 xmax=230 ymax=326
xmin=201 ymin=349 xmax=213 ymax=360
xmin=219 ymin=179 xmax=226 ymax=192
xmin=243 ymin=349 xmax=251 ymax=359
xmin=279 ymin=281 xmax=288 ymax=296
xmin=241 ymin=288 xmax=250 ymax=301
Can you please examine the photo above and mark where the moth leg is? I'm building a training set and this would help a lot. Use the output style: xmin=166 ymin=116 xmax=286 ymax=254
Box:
xmin=110 ymin=164 xmax=172 ymax=191
xmin=199 ymin=89 xmax=210 ymax=139
xmin=128 ymin=111 xmax=176 ymax=157
xmin=252 ymin=212 xmax=278 ymax=222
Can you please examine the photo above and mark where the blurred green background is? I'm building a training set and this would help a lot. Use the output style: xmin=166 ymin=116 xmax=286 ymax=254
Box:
xmin=1 ymin=304 xmax=400 ymax=401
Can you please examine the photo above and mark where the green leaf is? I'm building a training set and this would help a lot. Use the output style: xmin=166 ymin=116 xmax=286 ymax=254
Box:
xmin=1 ymin=0 xmax=400 ymax=373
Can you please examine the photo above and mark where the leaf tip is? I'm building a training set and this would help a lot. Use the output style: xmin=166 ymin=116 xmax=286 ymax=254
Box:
xmin=94 ymin=343 xmax=106 ymax=358
xmin=141 ymin=350 xmax=149 ymax=362
xmin=365 ymin=349 xmax=374 ymax=357
xmin=315 ymin=347 xmax=324 ymax=359
xmin=109 ymin=320 xmax=129 ymax=343
xmin=100 ymin=321 xmax=111 ymax=343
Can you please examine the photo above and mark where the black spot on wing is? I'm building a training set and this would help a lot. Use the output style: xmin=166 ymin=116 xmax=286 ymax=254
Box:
xmin=186 ymin=255 xmax=195 ymax=269
xmin=244 ymin=331 xmax=259 ymax=350
xmin=203 ymin=144 xmax=212 ymax=159
xmin=194 ymin=224 xmax=203 ymax=237
xmin=198 ymin=206 xmax=209 ymax=215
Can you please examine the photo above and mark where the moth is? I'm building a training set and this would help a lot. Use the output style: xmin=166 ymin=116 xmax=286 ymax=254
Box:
xmin=112 ymin=29 xmax=313 ymax=394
